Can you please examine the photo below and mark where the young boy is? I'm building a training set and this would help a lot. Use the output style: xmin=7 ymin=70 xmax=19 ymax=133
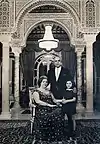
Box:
xmin=62 ymin=81 xmax=77 ymax=142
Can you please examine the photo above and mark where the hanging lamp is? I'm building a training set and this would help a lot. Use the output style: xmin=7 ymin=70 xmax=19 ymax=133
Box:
xmin=38 ymin=25 xmax=59 ymax=51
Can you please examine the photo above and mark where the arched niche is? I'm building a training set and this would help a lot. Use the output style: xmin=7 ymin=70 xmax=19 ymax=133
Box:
xmin=20 ymin=23 xmax=76 ymax=87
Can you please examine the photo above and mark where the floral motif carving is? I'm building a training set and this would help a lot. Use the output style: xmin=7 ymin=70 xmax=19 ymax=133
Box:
xmin=86 ymin=0 xmax=95 ymax=27
xmin=16 ymin=0 xmax=80 ymax=31
xmin=68 ymin=1 xmax=79 ymax=15
xmin=11 ymin=31 xmax=20 ymax=39
xmin=0 ymin=0 xmax=9 ymax=28
xmin=77 ymin=32 xmax=84 ymax=38
xmin=10 ymin=1 xmax=14 ymax=27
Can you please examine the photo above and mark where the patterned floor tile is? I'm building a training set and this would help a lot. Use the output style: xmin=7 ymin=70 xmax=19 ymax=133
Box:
xmin=0 ymin=120 xmax=100 ymax=144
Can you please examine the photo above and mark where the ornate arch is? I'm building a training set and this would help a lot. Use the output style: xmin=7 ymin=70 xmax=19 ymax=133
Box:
xmin=24 ymin=19 xmax=72 ymax=46
xmin=16 ymin=0 xmax=80 ymax=30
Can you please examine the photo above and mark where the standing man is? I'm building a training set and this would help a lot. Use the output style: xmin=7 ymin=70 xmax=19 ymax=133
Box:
xmin=47 ymin=56 xmax=77 ymax=142
xmin=47 ymin=56 xmax=73 ymax=100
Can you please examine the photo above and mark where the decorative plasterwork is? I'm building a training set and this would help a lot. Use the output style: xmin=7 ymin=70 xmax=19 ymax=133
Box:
xmin=10 ymin=39 xmax=22 ymax=49
xmin=15 ymin=0 xmax=30 ymax=17
xmin=0 ymin=32 xmax=11 ymax=43
xmin=29 ymin=5 xmax=67 ymax=13
xmin=23 ymin=12 xmax=74 ymax=35
xmin=86 ymin=0 xmax=95 ymax=27
xmin=10 ymin=0 xmax=15 ymax=28
xmin=26 ymin=13 xmax=71 ymax=19
xmin=15 ymin=0 xmax=80 ymax=31
xmin=66 ymin=0 xmax=79 ymax=17
xmin=81 ymin=0 xmax=85 ymax=27
xmin=11 ymin=31 xmax=20 ymax=39
xmin=75 ymin=39 xmax=86 ymax=51
xmin=95 ymin=1 xmax=100 ymax=27
xmin=22 ymin=18 xmax=74 ymax=46
xmin=0 ymin=0 xmax=9 ymax=28
xmin=80 ymin=27 xmax=100 ymax=34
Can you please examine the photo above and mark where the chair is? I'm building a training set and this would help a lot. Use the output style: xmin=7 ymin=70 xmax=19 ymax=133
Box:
xmin=29 ymin=87 xmax=36 ymax=134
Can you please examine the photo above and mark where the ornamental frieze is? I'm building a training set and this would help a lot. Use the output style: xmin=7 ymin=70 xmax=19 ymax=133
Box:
xmin=23 ymin=18 xmax=74 ymax=40
xmin=16 ymin=0 xmax=80 ymax=30
xmin=80 ymin=27 xmax=100 ymax=34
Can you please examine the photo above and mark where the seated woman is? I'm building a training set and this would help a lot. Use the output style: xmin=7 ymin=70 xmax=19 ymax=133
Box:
xmin=32 ymin=76 xmax=64 ymax=142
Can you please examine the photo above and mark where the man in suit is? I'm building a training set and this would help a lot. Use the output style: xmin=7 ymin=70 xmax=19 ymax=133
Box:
xmin=47 ymin=56 xmax=77 ymax=142
xmin=47 ymin=56 xmax=73 ymax=100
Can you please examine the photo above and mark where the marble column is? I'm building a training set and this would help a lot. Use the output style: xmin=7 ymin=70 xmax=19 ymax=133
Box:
xmin=20 ymin=69 xmax=23 ymax=91
xmin=9 ymin=56 xmax=12 ymax=82
xmin=0 ymin=42 xmax=11 ymax=119
xmin=76 ymin=49 xmax=85 ymax=112
xmin=0 ymin=64 xmax=1 ymax=88
xmin=84 ymin=34 xmax=96 ymax=113
xmin=14 ymin=52 xmax=20 ymax=109
xmin=9 ymin=55 xmax=13 ymax=96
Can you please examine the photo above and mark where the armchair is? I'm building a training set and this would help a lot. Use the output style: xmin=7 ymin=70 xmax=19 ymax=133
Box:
xmin=29 ymin=87 xmax=36 ymax=134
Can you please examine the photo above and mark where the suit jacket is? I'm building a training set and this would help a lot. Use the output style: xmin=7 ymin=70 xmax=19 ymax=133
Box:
xmin=47 ymin=67 xmax=72 ymax=99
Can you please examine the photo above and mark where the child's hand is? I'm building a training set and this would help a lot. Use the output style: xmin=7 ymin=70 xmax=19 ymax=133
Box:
xmin=73 ymin=87 xmax=77 ymax=93
xmin=62 ymin=98 xmax=67 ymax=104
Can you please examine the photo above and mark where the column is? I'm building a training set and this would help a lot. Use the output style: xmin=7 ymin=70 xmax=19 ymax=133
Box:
xmin=14 ymin=51 xmax=20 ymax=109
xmin=9 ymin=55 xmax=13 ymax=82
xmin=20 ymin=69 xmax=23 ymax=91
xmin=84 ymin=34 xmax=96 ymax=113
xmin=9 ymin=53 xmax=15 ymax=109
xmin=0 ymin=42 xmax=11 ymax=119
xmin=76 ymin=48 xmax=85 ymax=112
xmin=0 ymin=64 xmax=1 ymax=88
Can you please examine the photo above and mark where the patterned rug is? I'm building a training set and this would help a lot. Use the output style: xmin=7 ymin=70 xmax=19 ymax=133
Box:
xmin=0 ymin=120 xmax=100 ymax=144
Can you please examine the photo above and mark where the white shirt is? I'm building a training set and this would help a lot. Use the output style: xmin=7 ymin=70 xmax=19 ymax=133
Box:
xmin=55 ymin=67 xmax=61 ymax=81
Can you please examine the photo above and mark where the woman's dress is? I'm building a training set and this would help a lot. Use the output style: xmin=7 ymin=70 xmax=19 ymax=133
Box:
xmin=33 ymin=90 xmax=64 ymax=142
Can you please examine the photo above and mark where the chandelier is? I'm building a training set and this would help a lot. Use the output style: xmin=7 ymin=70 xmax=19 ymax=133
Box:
xmin=38 ymin=25 xmax=59 ymax=51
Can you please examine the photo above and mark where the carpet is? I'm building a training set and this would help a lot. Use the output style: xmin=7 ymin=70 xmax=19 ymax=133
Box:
xmin=0 ymin=120 xmax=100 ymax=144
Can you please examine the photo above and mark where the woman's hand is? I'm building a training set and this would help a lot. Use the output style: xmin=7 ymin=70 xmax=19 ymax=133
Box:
xmin=56 ymin=102 xmax=62 ymax=107
xmin=62 ymin=97 xmax=76 ymax=104
xmin=48 ymin=104 xmax=57 ymax=107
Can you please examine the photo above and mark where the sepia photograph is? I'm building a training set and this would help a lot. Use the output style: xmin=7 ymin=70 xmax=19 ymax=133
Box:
xmin=0 ymin=0 xmax=100 ymax=144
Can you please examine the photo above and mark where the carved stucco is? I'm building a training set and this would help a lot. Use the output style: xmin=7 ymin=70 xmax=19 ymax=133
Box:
xmin=2 ymin=0 xmax=100 ymax=48
xmin=23 ymin=12 xmax=74 ymax=38
xmin=65 ymin=0 xmax=80 ymax=17
xmin=15 ymin=0 xmax=80 ymax=30
xmin=10 ymin=0 xmax=15 ymax=28
xmin=81 ymin=0 xmax=85 ymax=27
xmin=95 ymin=0 xmax=100 ymax=27
xmin=15 ymin=0 xmax=80 ymax=20
xmin=14 ymin=0 xmax=80 ymax=46
xmin=15 ymin=0 xmax=30 ymax=18
xmin=20 ymin=18 xmax=74 ymax=46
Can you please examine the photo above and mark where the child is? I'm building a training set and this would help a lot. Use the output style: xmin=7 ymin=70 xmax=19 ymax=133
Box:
xmin=62 ymin=80 xmax=77 ymax=142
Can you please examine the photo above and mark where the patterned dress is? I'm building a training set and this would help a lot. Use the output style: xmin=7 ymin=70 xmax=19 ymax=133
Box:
xmin=34 ymin=90 xmax=64 ymax=142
